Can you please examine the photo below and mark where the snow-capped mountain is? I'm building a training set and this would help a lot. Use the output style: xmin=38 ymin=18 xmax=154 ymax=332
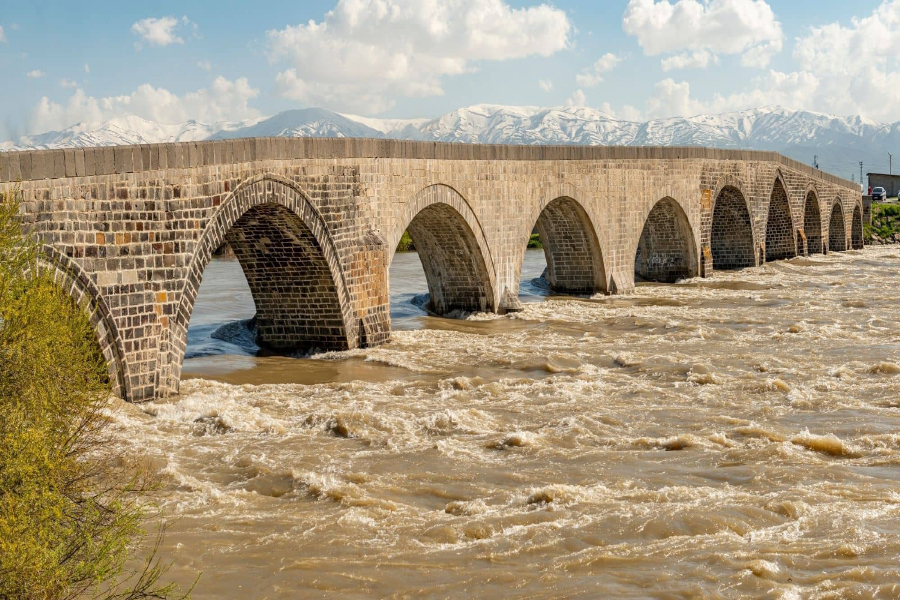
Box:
xmin=4 ymin=104 xmax=898 ymax=182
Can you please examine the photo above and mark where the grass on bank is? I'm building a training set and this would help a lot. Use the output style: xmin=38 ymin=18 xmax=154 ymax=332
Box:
xmin=0 ymin=188 xmax=190 ymax=599
xmin=865 ymin=202 xmax=900 ymax=242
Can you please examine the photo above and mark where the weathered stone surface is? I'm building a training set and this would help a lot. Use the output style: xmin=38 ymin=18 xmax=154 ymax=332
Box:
xmin=0 ymin=138 xmax=862 ymax=402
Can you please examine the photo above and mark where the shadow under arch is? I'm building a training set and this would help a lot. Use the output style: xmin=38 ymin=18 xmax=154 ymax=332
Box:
xmin=390 ymin=184 xmax=496 ymax=314
xmin=852 ymin=203 xmax=864 ymax=250
xmin=173 ymin=175 xmax=357 ymax=375
xmin=711 ymin=185 xmax=755 ymax=270
xmin=765 ymin=176 xmax=797 ymax=261
xmin=38 ymin=246 xmax=130 ymax=400
xmin=526 ymin=196 xmax=607 ymax=294
xmin=804 ymin=190 xmax=823 ymax=255
xmin=828 ymin=199 xmax=847 ymax=252
xmin=634 ymin=197 xmax=699 ymax=283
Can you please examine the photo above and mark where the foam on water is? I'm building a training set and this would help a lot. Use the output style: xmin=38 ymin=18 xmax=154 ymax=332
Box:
xmin=114 ymin=247 xmax=900 ymax=598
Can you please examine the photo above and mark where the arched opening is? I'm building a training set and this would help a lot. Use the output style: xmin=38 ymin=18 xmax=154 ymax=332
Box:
xmin=175 ymin=177 xmax=357 ymax=391
xmin=804 ymin=192 xmax=823 ymax=255
xmin=530 ymin=196 xmax=606 ymax=294
xmin=828 ymin=202 xmax=847 ymax=252
xmin=225 ymin=203 xmax=349 ymax=351
xmin=852 ymin=205 xmax=864 ymax=250
xmin=634 ymin=197 xmax=699 ymax=283
xmin=401 ymin=202 xmax=495 ymax=315
xmin=711 ymin=186 xmax=755 ymax=270
xmin=765 ymin=179 xmax=797 ymax=261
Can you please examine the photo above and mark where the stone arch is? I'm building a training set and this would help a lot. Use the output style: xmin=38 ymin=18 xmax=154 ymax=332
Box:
xmin=828 ymin=199 xmax=847 ymax=252
xmin=804 ymin=190 xmax=823 ymax=255
xmin=391 ymin=184 xmax=496 ymax=314
xmin=525 ymin=196 xmax=607 ymax=294
xmin=173 ymin=174 xmax=357 ymax=373
xmin=852 ymin=203 xmax=864 ymax=250
xmin=765 ymin=176 xmax=797 ymax=261
xmin=38 ymin=247 xmax=130 ymax=400
xmin=634 ymin=197 xmax=699 ymax=283
xmin=710 ymin=185 xmax=755 ymax=270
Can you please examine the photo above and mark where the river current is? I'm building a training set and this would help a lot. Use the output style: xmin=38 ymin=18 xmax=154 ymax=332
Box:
xmin=109 ymin=247 xmax=900 ymax=598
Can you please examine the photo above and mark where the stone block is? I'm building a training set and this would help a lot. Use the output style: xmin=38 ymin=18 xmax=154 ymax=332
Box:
xmin=64 ymin=149 xmax=77 ymax=177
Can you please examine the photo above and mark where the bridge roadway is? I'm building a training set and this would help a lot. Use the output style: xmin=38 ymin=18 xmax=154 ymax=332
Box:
xmin=0 ymin=139 xmax=863 ymax=401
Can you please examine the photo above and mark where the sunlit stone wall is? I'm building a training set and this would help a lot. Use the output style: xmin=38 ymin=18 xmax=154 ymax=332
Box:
xmin=0 ymin=139 xmax=861 ymax=401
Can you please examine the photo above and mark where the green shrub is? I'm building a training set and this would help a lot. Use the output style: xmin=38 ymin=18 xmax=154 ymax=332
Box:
xmin=395 ymin=230 xmax=415 ymax=252
xmin=0 ymin=188 xmax=188 ymax=599
xmin=527 ymin=233 xmax=543 ymax=249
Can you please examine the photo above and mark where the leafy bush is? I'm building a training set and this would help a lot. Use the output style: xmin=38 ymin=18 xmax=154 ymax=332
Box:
xmin=395 ymin=230 xmax=416 ymax=252
xmin=0 ymin=188 xmax=188 ymax=599
xmin=527 ymin=233 xmax=543 ymax=249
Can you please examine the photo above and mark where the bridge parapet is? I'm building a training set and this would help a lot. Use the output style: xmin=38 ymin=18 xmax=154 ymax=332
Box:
xmin=0 ymin=139 xmax=861 ymax=401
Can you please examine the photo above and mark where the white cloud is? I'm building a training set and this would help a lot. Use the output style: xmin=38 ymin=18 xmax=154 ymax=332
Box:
xmin=28 ymin=76 xmax=260 ymax=133
xmin=539 ymin=79 xmax=553 ymax=92
xmin=575 ymin=53 xmax=623 ymax=87
xmin=623 ymin=0 xmax=783 ymax=69
xmin=26 ymin=69 xmax=45 ymax=79
xmin=267 ymin=0 xmax=572 ymax=114
xmin=84 ymin=63 xmax=90 ymax=74
xmin=789 ymin=0 xmax=900 ymax=120
xmin=131 ymin=16 xmax=196 ymax=48
xmin=566 ymin=89 xmax=588 ymax=107
xmin=644 ymin=71 xmax=818 ymax=119
xmin=661 ymin=49 xmax=718 ymax=71
xmin=197 ymin=60 xmax=211 ymax=71
xmin=0 ymin=25 xmax=6 ymax=43
xmin=60 ymin=78 xmax=78 ymax=88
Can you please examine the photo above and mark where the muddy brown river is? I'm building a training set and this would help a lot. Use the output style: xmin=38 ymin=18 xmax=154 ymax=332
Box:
xmin=109 ymin=247 xmax=900 ymax=598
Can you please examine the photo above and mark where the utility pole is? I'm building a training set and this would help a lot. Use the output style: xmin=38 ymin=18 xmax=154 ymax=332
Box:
xmin=891 ymin=153 xmax=893 ymax=176
xmin=860 ymin=161 xmax=864 ymax=190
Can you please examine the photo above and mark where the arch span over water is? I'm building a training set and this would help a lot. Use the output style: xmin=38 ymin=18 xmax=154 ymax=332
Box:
xmin=634 ymin=197 xmax=699 ymax=283
xmin=529 ymin=196 xmax=606 ymax=294
xmin=392 ymin=185 xmax=496 ymax=315
xmin=828 ymin=200 xmax=847 ymax=252
xmin=710 ymin=185 xmax=755 ymax=270
xmin=765 ymin=178 xmax=797 ymax=261
xmin=804 ymin=191 xmax=823 ymax=255
xmin=173 ymin=175 xmax=357 ymax=387
xmin=852 ymin=204 xmax=864 ymax=250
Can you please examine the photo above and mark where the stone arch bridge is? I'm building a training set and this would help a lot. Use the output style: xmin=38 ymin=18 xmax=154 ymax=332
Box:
xmin=0 ymin=139 xmax=862 ymax=401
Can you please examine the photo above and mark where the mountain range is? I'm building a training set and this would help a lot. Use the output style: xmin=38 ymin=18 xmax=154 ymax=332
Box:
xmin=6 ymin=104 xmax=900 ymax=184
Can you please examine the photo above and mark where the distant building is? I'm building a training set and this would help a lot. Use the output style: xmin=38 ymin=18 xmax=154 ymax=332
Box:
xmin=867 ymin=172 xmax=900 ymax=197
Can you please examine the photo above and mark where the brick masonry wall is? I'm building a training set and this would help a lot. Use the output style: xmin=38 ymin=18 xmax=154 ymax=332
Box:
xmin=0 ymin=139 xmax=861 ymax=401
xmin=634 ymin=197 xmax=699 ymax=283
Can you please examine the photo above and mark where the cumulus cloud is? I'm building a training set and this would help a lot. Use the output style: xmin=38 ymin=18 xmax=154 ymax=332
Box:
xmin=575 ymin=53 xmax=623 ymax=87
xmin=644 ymin=71 xmax=818 ymax=119
xmin=197 ymin=60 xmax=211 ymax=71
xmin=84 ymin=63 xmax=90 ymax=74
xmin=661 ymin=49 xmax=718 ymax=71
xmin=26 ymin=69 xmax=45 ymax=79
xmin=0 ymin=25 xmax=6 ymax=43
xmin=59 ymin=78 xmax=78 ymax=88
xmin=539 ymin=79 xmax=553 ymax=92
xmin=565 ymin=89 xmax=588 ymax=107
xmin=131 ymin=16 xmax=195 ymax=49
xmin=28 ymin=76 xmax=260 ymax=133
xmin=789 ymin=0 xmax=900 ymax=120
xmin=623 ymin=0 xmax=783 ymax=69
xmin=267 ymin=0 xmax=572 ymax=114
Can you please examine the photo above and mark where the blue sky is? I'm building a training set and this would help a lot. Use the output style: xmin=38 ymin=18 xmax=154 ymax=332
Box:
xmin=0 ymin=0 xmax=896 ymax=141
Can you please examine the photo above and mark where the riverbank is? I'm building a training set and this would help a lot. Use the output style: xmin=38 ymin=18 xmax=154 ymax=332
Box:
xmin=866 ymin=202 xmax=900 ymax=244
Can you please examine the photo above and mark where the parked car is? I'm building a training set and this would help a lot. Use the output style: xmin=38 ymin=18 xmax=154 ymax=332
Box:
xmin=872 ymin=186 xmax=887 ymax=201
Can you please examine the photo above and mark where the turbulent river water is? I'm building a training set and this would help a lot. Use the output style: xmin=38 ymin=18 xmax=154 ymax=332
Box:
xmin=109 ymin=247 xmax=900 ymax=598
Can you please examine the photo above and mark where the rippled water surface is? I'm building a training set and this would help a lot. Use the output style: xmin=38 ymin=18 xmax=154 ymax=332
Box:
xmin=111 ymin=247 xmax=900 ymax=598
